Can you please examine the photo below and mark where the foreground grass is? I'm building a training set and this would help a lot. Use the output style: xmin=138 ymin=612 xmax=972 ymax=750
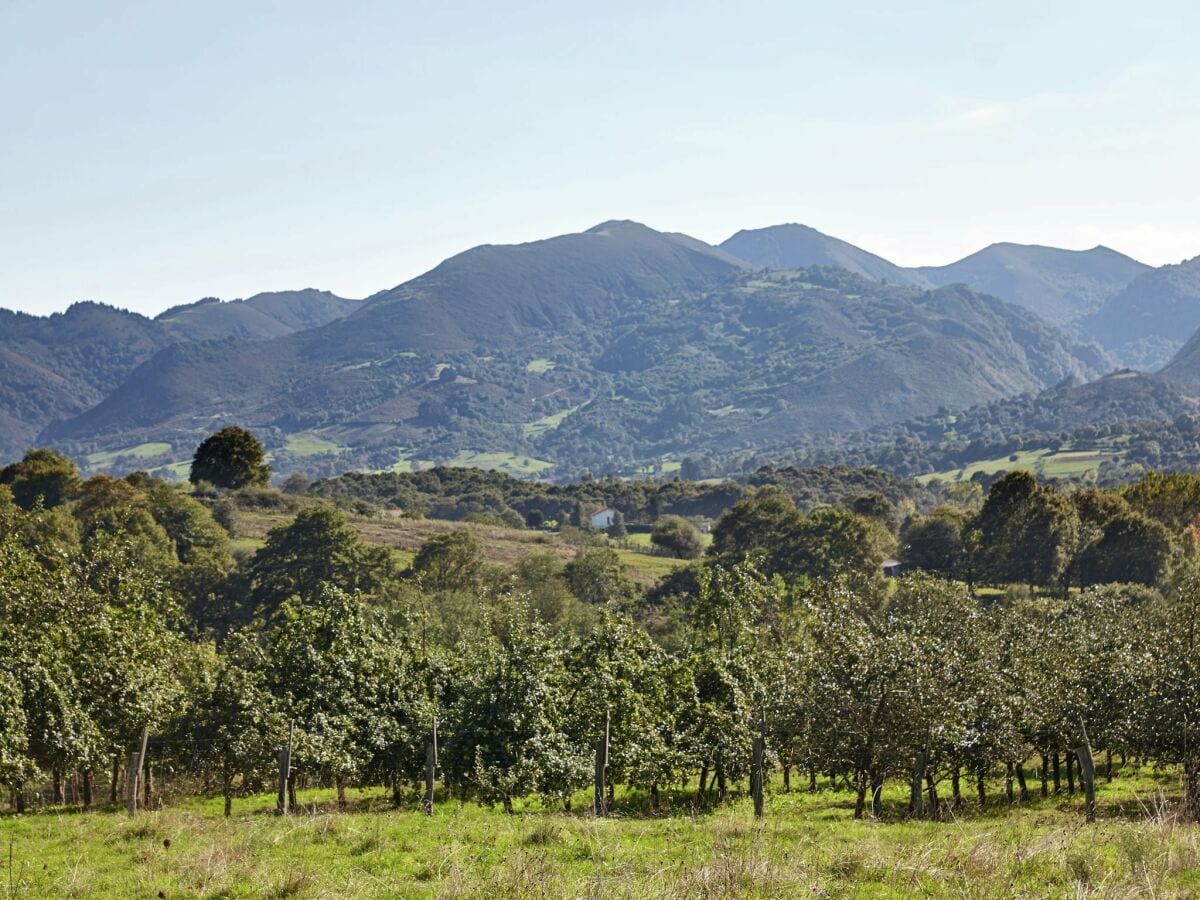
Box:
xmin=4 ymin=775 xmax=1200 ymax=898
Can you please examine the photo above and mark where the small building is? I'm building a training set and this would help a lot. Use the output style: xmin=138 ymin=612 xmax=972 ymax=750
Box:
xmin=589 ymin=507 xmax=616 ymax=529
xmin=882 ymin=558 xmax=903 ymax=578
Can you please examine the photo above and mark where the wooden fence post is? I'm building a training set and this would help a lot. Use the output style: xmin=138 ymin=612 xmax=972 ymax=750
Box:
xmin=593 ymin=709 xmax=609 ymax=817
xmin=910 ymin=750 xmax=927 ymax=818
xmin=423 ymin=717 xmax=437 ymax=815
xmin=126 ymin=753 xmax=139 ymax=816
xmin=127 ymin=726 xmax=148 ymax=817
xmin=752 ymin=729 xmax=765 ymax=819
xmin=276 ymin=722 xmax=293 ymax=816
xmin=1077 ymin=718 xmax=1097 ymax=823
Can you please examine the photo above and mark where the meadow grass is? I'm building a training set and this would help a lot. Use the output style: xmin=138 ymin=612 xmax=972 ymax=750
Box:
xmin=84 ymin=442 xmax=173 ymax=469
xmin=919 ymin=444 xmax=1126 ymax=485
xmin=4 ymin=772 xmax=1198 ymax=898
xmin=282 ymin=433 xmax=346 ymax=457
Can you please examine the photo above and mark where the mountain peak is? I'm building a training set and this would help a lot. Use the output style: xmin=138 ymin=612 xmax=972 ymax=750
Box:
xmin=719 ymin=223 xmax=929 ymax=287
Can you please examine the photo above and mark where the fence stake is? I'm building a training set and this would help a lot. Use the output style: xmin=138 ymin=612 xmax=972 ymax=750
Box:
xmin=1077 ymin=718 xmax=1097 ymax=823
xmin=276 ymin=722 xmax=293 ymax=816
xmin=127 ymin=725 xmax=148 ymax=817
xmin=594 ymin=709 xmax=609 ymax=816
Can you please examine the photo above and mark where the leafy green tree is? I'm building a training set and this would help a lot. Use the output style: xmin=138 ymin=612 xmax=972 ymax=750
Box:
xmin=0 ymin=448 xmax=81 ymax=510
xmin=442 ymin=607 xmax=586 ymax=811
xmin=169 ymin=636 xmax=284 ymax=815
xmin=901 ymin=510 xmax=965 ymax=577
xmin=1123 ymin=471 xmax=1200 ymax=532
xmin=411 ymin=530 xmax=483 ymax=592
xmin=565 ymin=609 xmax=687 ymax=806
xmin=564 ymin=546 xmax=637 ymax=606
xmin=266 ymin=585 xmax=382 ymax=808
xmin=1076 ymin=513 xmax=1175 ymax=586
xmin=651 ymin=515 xmax=704 ymax=559
xmin=606 ymin=510 xmax=628 ymax=539
xmin=247 ymin=507 xmax=397 ymax=621
xmin=709 ymin=487 xmax=802 ymax=566
xmin=189 ymin=426 xmax=271 ymax=490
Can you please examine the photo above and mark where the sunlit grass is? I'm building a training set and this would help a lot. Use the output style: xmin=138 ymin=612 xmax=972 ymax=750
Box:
xmin=3 ymin=771 xmax=1198 ymax=897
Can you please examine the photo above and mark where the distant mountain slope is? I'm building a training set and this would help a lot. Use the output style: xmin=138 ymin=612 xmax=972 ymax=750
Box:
xmin=736 ymin=369 xmax=1198 ymax=480
xmin=916 ymin=243 xmax=1148 ymax=325
xmin=332 ymin=220 xmax=751 ymax=358
xmin=1085 ymin=257 xmax=1200 ymax=370
xmin=44 ymin=224 xmax=1107 ymax=478
xmin=0 ymin=302 xmax=172 ymax=459
xmin=156 ymin=289 xmax=359 ymax=342
xmin=720 ymin=224 xmax=928 ymax=286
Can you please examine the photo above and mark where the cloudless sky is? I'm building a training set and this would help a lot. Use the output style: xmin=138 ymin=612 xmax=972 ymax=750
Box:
xmin=3 ymin=0 xmax=1199 ymax=315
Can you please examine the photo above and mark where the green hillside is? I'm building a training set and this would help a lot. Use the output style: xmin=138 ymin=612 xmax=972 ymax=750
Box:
xmin=41 ymin=224 xmax=1106 ymax=479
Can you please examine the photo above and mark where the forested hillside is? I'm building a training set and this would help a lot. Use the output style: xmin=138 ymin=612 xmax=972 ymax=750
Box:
xmin=38 ymin=224 xmax=1106 ymax=480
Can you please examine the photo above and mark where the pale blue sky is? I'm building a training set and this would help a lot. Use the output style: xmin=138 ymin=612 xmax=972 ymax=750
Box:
xmin=3 ymin=0 xmax=1198 ymax=315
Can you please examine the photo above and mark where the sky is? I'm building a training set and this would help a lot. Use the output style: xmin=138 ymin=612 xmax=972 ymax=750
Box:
xmin=3 ymin=0 xmax=1199 ymax=316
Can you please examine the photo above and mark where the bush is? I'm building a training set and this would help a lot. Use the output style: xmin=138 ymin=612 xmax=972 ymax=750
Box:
xmin=650 ymin=516 xmax=705 ymax=559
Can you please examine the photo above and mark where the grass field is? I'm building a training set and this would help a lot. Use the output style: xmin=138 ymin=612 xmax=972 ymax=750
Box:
xmin=522 ymin=406 xmax=579 ymax=438
xmin=444 ymin=451 xmax=554 ymax=476
xmin=3 ymin=772 xmax=1197 ymax=898
xmin=85 ymin=442 xmax=172 ymax=469
xmin=236 ymin=512 xmax=688 ymax=586
xmin=525 ymin=358 xmax=556 ymax=373
xmin=282 ymin=433 xmax=346 ymax=457
xmin=919 ymin=444 xmax=1124 ymax=485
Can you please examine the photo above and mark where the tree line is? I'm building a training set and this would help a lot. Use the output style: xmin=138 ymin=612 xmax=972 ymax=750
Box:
xmin=2 ymin=433 xmax=1200 ymax=821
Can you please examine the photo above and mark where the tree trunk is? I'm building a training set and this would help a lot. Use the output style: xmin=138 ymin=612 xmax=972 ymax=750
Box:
xmin=1040 ymin=752 xmax=1049 ymax=797
xmin=951 ymin=767 xmax=962 ymax=809
xmin=82 ymin=769 xmax=93 ymax=811
xmin=1015 ymin=763 xmax=1030 ymax=802
xmin=391 ymin=778 xmax=402 ymax=808
xmin=695 ymin=765 xmax=708 ymax=808
xmin=910 ymin=752 xmax=926 ymax=817
xmin=977 ymin=768 xmax=986 ymax=809
xmin=1077 ymin=741 xmax=1097 ymax=823
xmin=716 ymin=768 xmax=727 ymax=804
xmin=809 ymin=767 xmax=817 ymax=792
xmin=14 ymin=787 xmax=24 ymax=814
xmin=502 ymin=795 xmax=514 ymax=815
xmin=1005 ymin=762 xmax=1014 ymax=804
xmin=1184 ymin=759 xmax=1200 ymax=821
xmin=1105 ymin=749 xmax=1113 ymax=783
xmin=287 ymin=770 xmax=297 ymax=812
xmin=870 ymin=770 xmax=884 ymax=819
xmin=650 ymin=784 xmax=659 ymax=811
xmin=144 ymin=765 xmax=154 ymax=809
xmin=53 ymin=768 xmax=64 ymax=804
xmin=926 ymin=773 xmax=939 ymax=819
xmin=853 ymin=771 xmax=867 ymax=820
xmin=223 ymin=774 xmax=233 ymax=817
xmin=782 ymin=764 xmax=790 ymax=793
xmin=335 ymin=777 xmax=346 ymax=810
xmin=1066 ymin=753 xmax=1076 ymax=795
xmin=1052 ymin=751 xmax=1062 ymax=794
xmin=110 ymin=757 xmax=120 ymax=803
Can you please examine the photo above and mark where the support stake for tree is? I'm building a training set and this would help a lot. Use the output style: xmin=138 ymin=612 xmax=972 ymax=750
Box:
xmin=127 ymin=725 xmax=148 ymax=817
xmin=423 ymin=717 xmax=438 ymax=815
xmin=276 ymin=722 xmax=293 ymax=816
xmin=751 ymin=718 xmax=765 ymax=820
xmin=910 ymin=750 xmax=927 ymax=818
xmin=594 ymin=708 xmax=609 ymax=817
xmin=1077 ymin=718 xmax=1097 ymax=823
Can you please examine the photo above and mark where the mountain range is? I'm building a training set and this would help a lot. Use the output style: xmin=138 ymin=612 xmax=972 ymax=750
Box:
xmin=4 ymin=219 xmax=1200 ymax=480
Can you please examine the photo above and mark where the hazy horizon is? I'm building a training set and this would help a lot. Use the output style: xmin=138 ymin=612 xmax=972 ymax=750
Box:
xmin=4 ymin=0 xmax=1199 ymax=316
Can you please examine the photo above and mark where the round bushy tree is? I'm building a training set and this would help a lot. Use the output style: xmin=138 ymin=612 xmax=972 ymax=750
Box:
xmin=189 ymin=427 xmax=270 ymax=490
